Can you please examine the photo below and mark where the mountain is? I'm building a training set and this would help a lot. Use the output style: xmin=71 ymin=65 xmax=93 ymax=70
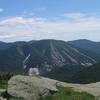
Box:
xmin=0 ymin=39 xmax=96 ymax=74
xmin=68 ymin=39 xmax=100 ymax=60
xmin=0 ymin=41 xmax=12 ymax=50
xmin=0 ymin=42 xmax=30 ymax=72
xmin=28 ymin=39 xmax=96 ymax=68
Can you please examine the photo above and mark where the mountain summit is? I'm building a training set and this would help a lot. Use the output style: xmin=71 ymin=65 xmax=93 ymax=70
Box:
xmin=0 ymin=39 xmax=96 ymax=74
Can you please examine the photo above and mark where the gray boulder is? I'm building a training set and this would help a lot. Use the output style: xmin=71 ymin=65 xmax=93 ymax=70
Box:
xmin=8 ymin=75 xmax=58 ymax=100
xmin=0 ymin=97 xmax=7 ymax=100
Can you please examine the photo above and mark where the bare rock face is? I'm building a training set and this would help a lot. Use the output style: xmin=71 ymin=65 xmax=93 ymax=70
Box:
xmin=8 ymin=75 xmax=58 ymax=100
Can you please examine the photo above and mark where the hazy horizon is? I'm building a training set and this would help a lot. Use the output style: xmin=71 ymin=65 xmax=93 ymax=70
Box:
xmin=0 ymin=38 xmax=99 ymax=43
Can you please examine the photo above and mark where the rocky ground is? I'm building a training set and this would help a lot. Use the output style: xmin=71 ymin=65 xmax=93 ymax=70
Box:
xmin=1 ymin=75 xmax=100 ymax=100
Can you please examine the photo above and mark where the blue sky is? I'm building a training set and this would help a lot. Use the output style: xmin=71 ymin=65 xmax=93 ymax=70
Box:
xmin=0 ymin=0 xmax=100 ymax=42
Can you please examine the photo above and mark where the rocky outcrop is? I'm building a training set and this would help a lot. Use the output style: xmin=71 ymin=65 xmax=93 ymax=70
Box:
xmin=8 ymin=75 xmax=58 ymax=100
xmin=0 ymin=97 xmax=7 ymax=100
xmin=7 ymin=75 xmax=100 ymax=100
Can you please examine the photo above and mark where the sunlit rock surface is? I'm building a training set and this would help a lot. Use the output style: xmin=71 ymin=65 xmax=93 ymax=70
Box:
xmin=8 ymin=75 xmax=58 ymax=100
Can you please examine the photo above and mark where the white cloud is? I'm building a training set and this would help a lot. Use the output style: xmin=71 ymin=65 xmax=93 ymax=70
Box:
xmin=34 ymin=7 xmax=46 ymax=12
xmin=62 ymin=13 xmax=86 ymax=19
xmin=0 ymin=8 xmax=4 ymax=12
xmin=22 ymin=7 xmax=46 ymax=17
xmin=22 ymin=11 xmax=35 ymax=17
xmin=0 ymin=16 xmax=47 ymax=25
xmin=0 ymin=34 xmax=15 ymax=39
xmin=0 ymin=13 xmax=100 ymax=42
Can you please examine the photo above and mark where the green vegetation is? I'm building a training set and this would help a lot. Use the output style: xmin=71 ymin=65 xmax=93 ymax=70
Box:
xmin=40 ymin=87 xmax=95 ymax=100
xmin=72 ymin=62 xmax=100 ymax=84
xmin=0 ymin=72 xmax=15 ymax=89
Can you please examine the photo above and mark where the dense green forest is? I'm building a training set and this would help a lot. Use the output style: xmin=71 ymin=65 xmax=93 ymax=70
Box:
xmin=72 ymin=62 xmax=100 ymax=83
xmin=0 ymin=72 xmax=15 ymax=89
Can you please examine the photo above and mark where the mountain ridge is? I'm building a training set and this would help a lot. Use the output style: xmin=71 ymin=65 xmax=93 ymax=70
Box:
xmin=0 ymin=39 xmax=97 ymax=73
xmin=68 ymin=39 xmax=100 ymax=56
xmin=0 ymin=39 xmax=99 ymax=83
